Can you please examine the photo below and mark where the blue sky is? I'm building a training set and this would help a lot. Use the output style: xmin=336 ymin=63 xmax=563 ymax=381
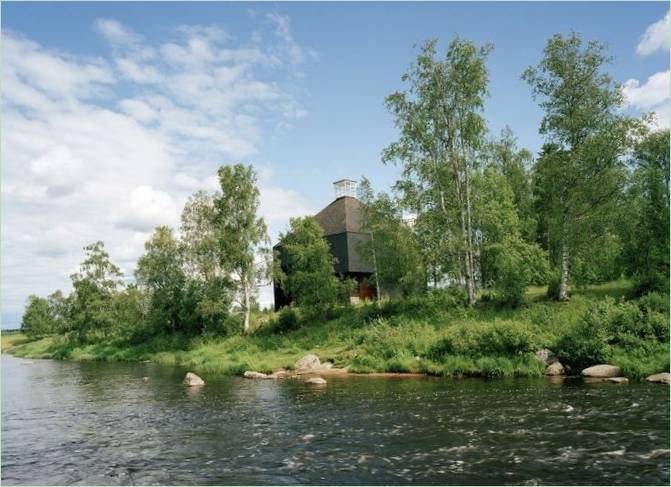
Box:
xmin=2 ymin=2 xmax=669 ymax=327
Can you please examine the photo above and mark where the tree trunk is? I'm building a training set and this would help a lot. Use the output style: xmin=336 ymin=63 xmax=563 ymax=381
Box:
xmin=243 ymin=279 xmax=251 ymax=334
xmin=459 ymin=205 xmax=476 ymax=306
xmin=370 ymin=232 xmax=382 ymax=302
xmin=558 ymin=212 xmax=570 ymax=301
xmin=464 ymin=165 xmax=476 ymax=305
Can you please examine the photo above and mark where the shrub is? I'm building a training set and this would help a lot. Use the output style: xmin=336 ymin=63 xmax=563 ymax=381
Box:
xmin=271 ymin=306 xmax=301 ymax=334
xmin=555 ymin=296 xmax=670 ymax=371
xmin=429 ymin=320 xmax=538 ymax=358
xmin=636 ymin=292 xmax=670 ymax=316
xmin=546 ymin=272 xmax=562 ymax=300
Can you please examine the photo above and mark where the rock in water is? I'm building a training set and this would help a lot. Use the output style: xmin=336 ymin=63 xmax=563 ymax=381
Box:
xmin=183 ymin=372 xmax=205 ymax=386
xmin=295 ymin=354 xmax=321 ymax=370
xmin=244 ymin=371 xmax=270 ymax=379
xmin=305 ymin=377 xmax=327 ymax=385
xmin=606 ymin=377 xmax=629 ymax=384
xmin=545 ymin=361 xmax=564 ymax=376
xmin=581 ymin=364 xmax=621 ymax=378
xmin=645 ymin=372 xmax=670 ymax=384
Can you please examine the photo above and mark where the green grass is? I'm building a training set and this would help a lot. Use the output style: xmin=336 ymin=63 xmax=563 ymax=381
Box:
xmin=3 ymin=280 xmax=668 ymax=380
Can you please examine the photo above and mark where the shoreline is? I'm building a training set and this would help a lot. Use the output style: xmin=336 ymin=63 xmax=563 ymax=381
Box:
xmin=2 ymin=348 xmax=663 ymax=384
xmin=3 ymin=282 xmax=668 ymax=383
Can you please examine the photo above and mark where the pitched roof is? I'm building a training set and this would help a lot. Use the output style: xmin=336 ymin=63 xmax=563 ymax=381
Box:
xmin=313 ymin=196 xmax=364 ymax=236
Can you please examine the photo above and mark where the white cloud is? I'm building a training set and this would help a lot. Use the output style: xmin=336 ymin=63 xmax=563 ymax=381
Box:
xmin=637 ymin=11 xmax=670 ymax=56
xmin=3 ymin=35 xmax=114 ymax=102
xmin=2 ymin=14 xmax=315 ymax=324
xmin=94 ymin=18 xmax=142 ymax=46
xmin=622 ymin=70 xmax=670 ymax=129
xmin=115 ymin=57 xmax=162 ymax=83
xmin=113 ymin=186 xmax=179 ymax=232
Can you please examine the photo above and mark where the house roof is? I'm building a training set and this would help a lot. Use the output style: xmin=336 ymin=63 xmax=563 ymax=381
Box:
xmin=313 ymin=196 xmax=364 ymax=236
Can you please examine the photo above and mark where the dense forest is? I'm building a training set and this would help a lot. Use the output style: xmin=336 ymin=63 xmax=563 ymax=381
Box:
xmin=18 ymin=34 xmax=669 ymax=377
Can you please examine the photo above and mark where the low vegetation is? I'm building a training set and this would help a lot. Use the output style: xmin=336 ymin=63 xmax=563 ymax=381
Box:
xmin=5 ymin=281 xmax=668 ymax=380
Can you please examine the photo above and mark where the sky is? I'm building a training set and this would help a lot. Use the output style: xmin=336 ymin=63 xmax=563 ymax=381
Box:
xmin=1 ymin=1 xmax=669 ymax=328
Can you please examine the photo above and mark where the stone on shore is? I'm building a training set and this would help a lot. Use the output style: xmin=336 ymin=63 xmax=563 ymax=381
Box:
xmin=645 ymin=372 xmax=670 ymax=384
xmin=581 ymin=364 xmax=621 ymax=378
xmin=183 ymin=372 xmax=205 ymax=386
xmin=545 ymin=361 xmax=564 ymax=376
xmin=305 ymin=377 xmax=327 ymax=385
xmin=269 ymin=369 xmax=289 ymax=379
xmin=606 ymin=377 xmax=629 ymax=384
xmin=535 ymin=349 xmax=556 ymax=365
xmin=244 ymin=371 xmax=270 ymax=379
xmin=295 ymin=354 xmax=321 ymax=370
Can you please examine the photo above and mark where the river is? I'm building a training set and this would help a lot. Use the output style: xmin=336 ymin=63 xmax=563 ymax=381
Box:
xmin=1 ymin=354 xmax=668 ymax=485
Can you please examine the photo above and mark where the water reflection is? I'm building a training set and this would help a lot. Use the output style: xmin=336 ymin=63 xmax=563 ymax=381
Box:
xmin=2 ymin=354 xmax=669 ymax=485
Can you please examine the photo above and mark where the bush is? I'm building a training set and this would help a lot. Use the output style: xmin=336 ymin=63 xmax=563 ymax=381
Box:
xmin=636 ymin=291 xmax=670 ymax=316
xmin=546 ymin=272 xmax=562 ymax=300
xmin=271 ymin=306 xmax=301 ymax=334
xmin=555 ymin=296 xmax=670 ymax=371
xmin=429 ymin=320 xmax=538 ymax=358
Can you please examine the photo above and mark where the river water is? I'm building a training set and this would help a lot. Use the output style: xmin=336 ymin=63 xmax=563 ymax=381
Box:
xmin=1 ymin=354 xmax=668 ymax=485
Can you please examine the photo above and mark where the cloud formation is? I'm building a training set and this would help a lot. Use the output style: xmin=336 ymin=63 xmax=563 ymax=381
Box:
xmin=636 ymin=10 xmax=670 ymax=56
xmin=2 ymin=16 xmax=314 ymax=325
xmin=623 ymin=11 xmax=670 ymax=129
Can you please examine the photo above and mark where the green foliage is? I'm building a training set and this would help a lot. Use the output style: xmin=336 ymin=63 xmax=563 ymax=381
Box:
xmin=571 ymin=232 xmax=623 ymax=285
xmin=383 ymin=37 xmax=493 ymax=304
xmin=473 ymin=167 xmax=549 ymax=306
xmin=487 ymin=239 xmax=550 ymax=306
xmin=357 ymin=178 xmax=426 ymax=298
xmin=546 ymin=272 xmax=563 ymax=300
xmin=111 ymin=286 xmax=148 ymax=343
xmin=68 ymin=241 xmax=125 ymax=343
xmin=429 ymin=320 xmax=538 ymax=358
xmin=524 ymin=32 xmax=642 ymax=300
xmin=276 ymin=216 xmax=348 ymax=309
xmin=620 ymin=130 xmax=670 ymax=297
xmin=136 ymin=226 xmax=187 ymax=335
xmin=21 ymin=295 xmax=55 ymax=338
xmin=10 ymin=281 xmax=669 ymax=381
xmin=271 ymin=306 xmax=301 ymax=334
xmin=214 ymin=164 xmax=270 ymax=333
xmin=555 ymin=295 xmax=670 ymax=371
xmin=483 ymin=127 xmax=538 ymax=242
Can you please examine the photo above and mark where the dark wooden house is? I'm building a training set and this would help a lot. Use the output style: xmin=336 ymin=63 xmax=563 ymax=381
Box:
xmin=273 ymin=180 xmax=377 ymax=309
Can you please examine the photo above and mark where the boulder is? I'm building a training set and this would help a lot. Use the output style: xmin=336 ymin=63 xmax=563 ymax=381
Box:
xmin=606 ymin=377 xmax=629 ymax=384
xmin=322 ymin=362 xmax=334 ymax=370
xmin=645 ymin=372 xmax=670 ymax=384
xmin=581 ymin=364 xmax=621 ymax=378
xmin=535 ymin=349 xmax=556 ymax=365
xmin=183 ymin=372 xmax=205 ymax=386
xmin=295 ymin=354 xmax=321 ymax=370
xmin=244 ymin=371 xmax=270 ymax=379
xmin=545 ymin=361 xmax=564 ymax=376
xmin=305 ymin=377 xmax=327 ymax=385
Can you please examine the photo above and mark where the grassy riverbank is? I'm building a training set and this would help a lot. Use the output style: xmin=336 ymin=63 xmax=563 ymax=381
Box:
xmin=3 ymin=280 xmax=668 ymax=380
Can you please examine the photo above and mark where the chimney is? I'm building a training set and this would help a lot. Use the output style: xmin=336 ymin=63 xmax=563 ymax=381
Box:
xmin=333 ymin=179 xmax=358 ymax=199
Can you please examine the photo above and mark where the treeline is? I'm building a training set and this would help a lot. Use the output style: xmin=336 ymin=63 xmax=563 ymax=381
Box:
xmin=22 ymin=165 xmax=271 ymax=342
xmin=357 ymin=34 xmax=668 ymax=306
xmin=21 ymin=33 xmax=669 ymax=342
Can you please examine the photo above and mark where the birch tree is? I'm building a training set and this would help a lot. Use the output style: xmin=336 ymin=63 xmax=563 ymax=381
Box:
xmin=214 ymin=164 xmax=269 ymax=334
xmin=523 ymin=33 xmax=639 ymax=300
xmin=383 ymin=38 xmax=492 ymax=305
